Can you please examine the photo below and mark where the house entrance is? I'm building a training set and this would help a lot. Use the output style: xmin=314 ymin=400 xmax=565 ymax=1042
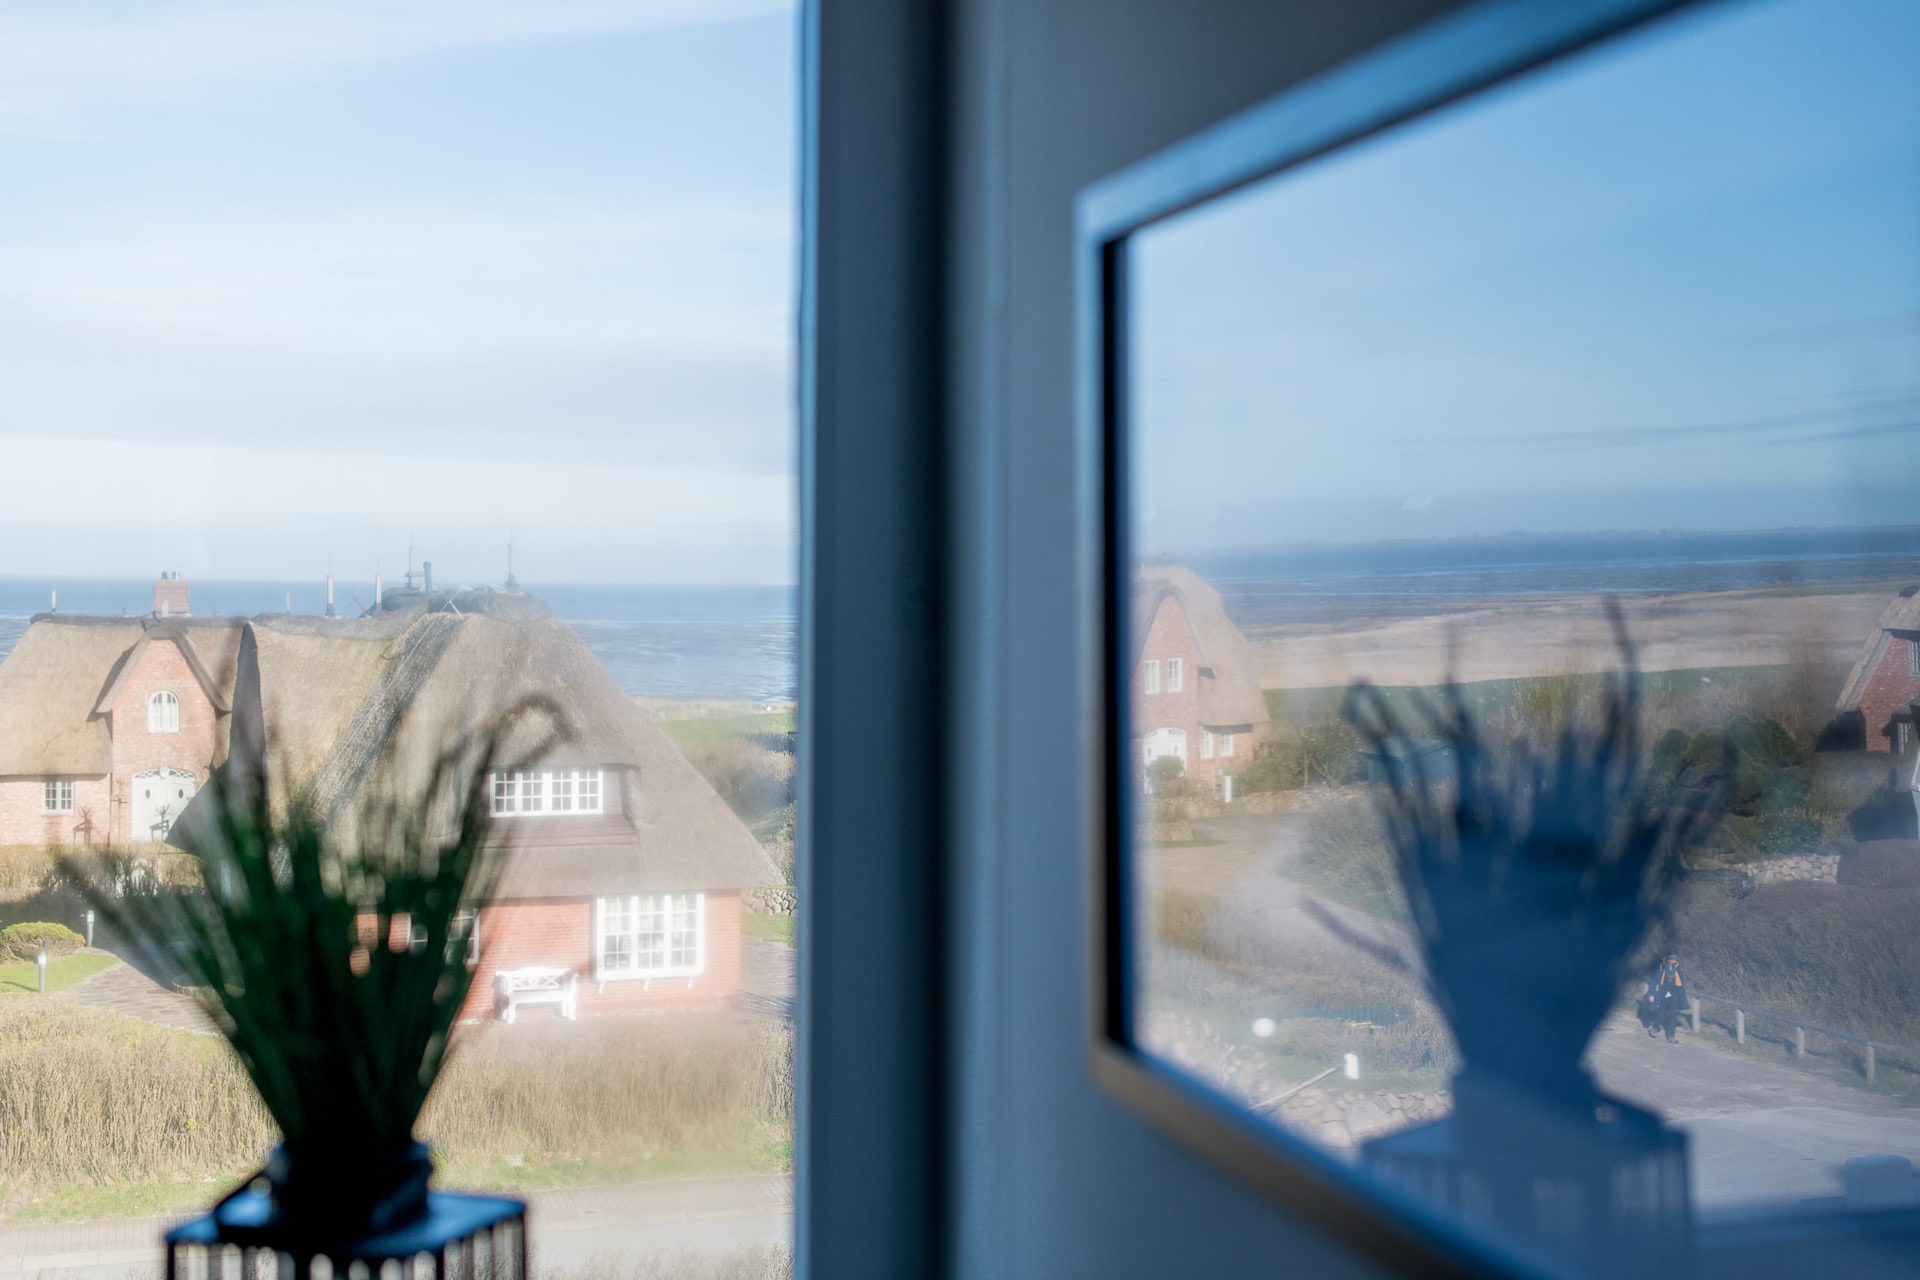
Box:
xmin=1142 ymin=727 xmax=1187 ymax=769
xmin=131 ymin=768 xmax=196 ymax=843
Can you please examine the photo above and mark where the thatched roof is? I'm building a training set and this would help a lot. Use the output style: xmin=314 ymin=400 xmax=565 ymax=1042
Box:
xmin=1132 ymin=562 xmax=1270 ymax=729
xmin=1836 ymin=585 xmax=1920 ymax=712
xmin=171 ymin=599 xmax=779 ymax=896
xmin=0 ymin=617 xmax=244 ymax=775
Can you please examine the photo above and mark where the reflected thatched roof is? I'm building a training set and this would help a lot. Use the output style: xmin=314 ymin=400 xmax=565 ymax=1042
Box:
xmin=1836 ymin=584 xmax=1920 ymax=712
xmin=171 ymin=599 xmax=779 ymax=896
xmin=1132 ymin=562 xmax=1270 ymax=729
xmin=0 ymin=617 xmax=244 ymax=775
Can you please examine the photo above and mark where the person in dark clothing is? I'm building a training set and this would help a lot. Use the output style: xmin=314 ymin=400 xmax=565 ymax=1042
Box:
xmin=1639 ymin=953 xmax=1686 ymax=1042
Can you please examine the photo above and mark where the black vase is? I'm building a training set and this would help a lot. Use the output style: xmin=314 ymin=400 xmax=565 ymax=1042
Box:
xmin=228 ymin=1140 xmax=435 ymax=1242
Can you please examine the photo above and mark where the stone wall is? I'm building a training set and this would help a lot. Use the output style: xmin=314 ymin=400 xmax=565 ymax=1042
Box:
xmin=1747 ymin=853 xmax=1841 ymax=886
xmin=745 ymin=885 xmax=798 ymax=915
xmin=1273 ymin=1086 xmax=1450 ymax=1149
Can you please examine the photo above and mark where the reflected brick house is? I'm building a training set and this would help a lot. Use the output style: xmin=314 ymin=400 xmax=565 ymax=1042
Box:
xmin=1835 ymin=584 xmax=1920 ymax=754
xmin=0 ymin=577 xmax=241 ymax=847
xmin=1131 ymin=562 xmax=1270 ymax=798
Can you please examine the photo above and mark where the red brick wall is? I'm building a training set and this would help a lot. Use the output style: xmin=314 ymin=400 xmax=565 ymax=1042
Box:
xmin=458 ymin=891 xmax=744 ymax=1021
xmin=108 ymin=639 xmax=223 ymax=843
xmin=0 ymin=776 xmax=112 ymax=846
xmin=1858 ymin=633 xmax=1920 ymax=753
xmin=1135 ymin=596 xmax=1202 ymax=788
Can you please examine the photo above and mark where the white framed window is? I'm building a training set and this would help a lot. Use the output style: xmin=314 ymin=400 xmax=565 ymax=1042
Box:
xmin=1142 ymin=727 xmax=1186 ymax=768
xmin=594 ymin=893 xmax=704 ymax=979
xmin=1142 ymin=659 xmax=1160 ymax=695
xmin=1911 ymin=639 xmax=1918 ymax=676
xmin=1900 ymin=721 xmax=1913 ymax=754
xmin=43 ymin=779 xmax=73 ymax=813
xmin=490 ymin=768 xmax=605 ymax=816
xmin=1200 ymin=730 xmax=1213 ymax=759
xmin=148 ymin=690 xmax=180 ymax=733
xmin=1166 ymin=658 xmax=1183 ymax=692
xmin=1219 ymin=732 xmax=1235 ymax=758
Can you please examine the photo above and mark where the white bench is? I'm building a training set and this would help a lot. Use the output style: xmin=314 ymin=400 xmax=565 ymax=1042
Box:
xmin=495 ymin=966 xmax=579 ymax=1022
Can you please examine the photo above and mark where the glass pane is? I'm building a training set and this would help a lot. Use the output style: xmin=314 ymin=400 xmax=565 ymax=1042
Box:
xmin=1125 ymin=0 xmax=1920 ymax=1267
xmin=0 ymin=6 xmax=798 ymax=1275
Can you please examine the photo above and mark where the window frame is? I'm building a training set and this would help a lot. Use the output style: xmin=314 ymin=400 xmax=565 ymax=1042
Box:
xmin=147 ymin=690 xmax=181 ymax=734
xmin=591 ymin=892 xmax=706 ymax=981
xmin=489 ymin=767 xmax=605 ymax=817
xmin=42 ymin=778 xmax=73 ymax=813
xmin=1077 ymin=0 xmax=1717 ymax=1274
xmin=1910 ymin=637 xmax=1918 ymax=677
xmin=1142 ymin=658 xmax=1159 ymax=694
xmin=1165 ymin=656 xmax=1182 ymax=692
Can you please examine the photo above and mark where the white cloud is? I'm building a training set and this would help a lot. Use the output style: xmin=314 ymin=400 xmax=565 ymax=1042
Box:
xmin=0 ymin=0 xmax=795 ymax=129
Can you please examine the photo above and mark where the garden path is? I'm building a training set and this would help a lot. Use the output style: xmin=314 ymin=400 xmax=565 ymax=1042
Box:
xmin=1178 ymin=812 xmax=1920 ymax=1213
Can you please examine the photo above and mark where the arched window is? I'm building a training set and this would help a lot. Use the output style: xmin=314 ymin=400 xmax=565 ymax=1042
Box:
xmin=148 ymin=690 xmax=181 ymax=733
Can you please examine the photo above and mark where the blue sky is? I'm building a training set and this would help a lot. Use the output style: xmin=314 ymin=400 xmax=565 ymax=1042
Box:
xmin=0 ymin=1 xmax=797 ymax=584
xmin=1133 ymin=0 xmax=1920 ymax=555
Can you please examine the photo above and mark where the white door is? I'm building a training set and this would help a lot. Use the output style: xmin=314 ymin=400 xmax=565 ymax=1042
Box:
xmin=131 ymin=768 xmax=196 ymax=843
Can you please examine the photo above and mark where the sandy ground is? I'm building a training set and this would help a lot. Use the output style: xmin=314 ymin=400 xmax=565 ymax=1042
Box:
xmin=1256 ymin=588 xmax=1891 ymax=689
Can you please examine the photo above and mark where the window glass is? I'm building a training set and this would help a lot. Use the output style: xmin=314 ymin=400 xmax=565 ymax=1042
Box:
xmin=0 ymin=4 xmax=797 ymax=1274
xmin=1124 ymin=0 xmax=1920 ymax=1268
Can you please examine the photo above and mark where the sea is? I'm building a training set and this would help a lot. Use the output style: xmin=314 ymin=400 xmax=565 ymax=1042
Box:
xmin=4 ymin=528 xmax=1917 ymax=696
xmin=0 ymin=580 xmax=797 ymax=705
xmin=1190 ymin=526 xmax=1920 ymax=634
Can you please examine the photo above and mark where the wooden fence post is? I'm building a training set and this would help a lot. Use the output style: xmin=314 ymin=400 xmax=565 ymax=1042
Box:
xmin=1690 ymin=997 xmax=1700 ymax=1035
xmin=1867 ymin=1045 xmax=1876 ymax=1084
xmin=1794 ymin=1026 xmax=1805 ymax=1059
xmin=1735 ymin=1009 xmax=1745 ymax=1045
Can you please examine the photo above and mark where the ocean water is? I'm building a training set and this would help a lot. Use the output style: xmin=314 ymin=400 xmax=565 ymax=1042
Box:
xmin=1189 ymin=526 xmax=1920 ymax=632
xmin=0 ymin=580 xmax=796 ymax=704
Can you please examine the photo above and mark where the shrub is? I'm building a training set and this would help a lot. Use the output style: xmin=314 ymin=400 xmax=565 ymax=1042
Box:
xmin=0 ymin=921 xmax=83 ymax=963
xmin=1289 ymin=792 xmax=1405 ymax=920
xmin=1242 ymin=719 xmax=1363 ymax=793
xmin=681 ymin=736 xmax=795 ymax=826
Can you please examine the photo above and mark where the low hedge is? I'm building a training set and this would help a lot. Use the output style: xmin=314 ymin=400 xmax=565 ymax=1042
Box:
xmin=0 ymin=921 xmax=84 ymax=963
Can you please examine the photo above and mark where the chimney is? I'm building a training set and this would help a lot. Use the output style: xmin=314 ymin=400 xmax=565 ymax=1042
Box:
xmin=151 ymin=573 xmax=190 ymax=618
xmin=423 ymin=560 xmax=434 ymax=596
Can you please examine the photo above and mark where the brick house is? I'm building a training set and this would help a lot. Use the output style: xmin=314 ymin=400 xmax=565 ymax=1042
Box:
xmin=0 ymin=578 xmax=242 ymax=847
xmin=1131 ymin=562 xmax=1269 ymax=799
xmin=165 ymin=587 xmax=779 ymax=1019
xmin=1835 ymin=585 xmax=1920 ymax=754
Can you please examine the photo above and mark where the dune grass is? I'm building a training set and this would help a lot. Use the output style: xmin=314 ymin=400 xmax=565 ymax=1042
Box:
xmin=0 ymin=1001 xmax=793 ymax=1223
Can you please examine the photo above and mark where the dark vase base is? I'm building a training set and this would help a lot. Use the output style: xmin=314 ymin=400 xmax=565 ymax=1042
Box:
xmin=215 ymin=1141 xmax=435 ymax=1243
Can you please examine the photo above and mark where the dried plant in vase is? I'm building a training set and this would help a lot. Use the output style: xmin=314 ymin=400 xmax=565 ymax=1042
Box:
xmin=65 ymin=701 xmax=564 ymax=1241
xmin=1335 ymin=607 xmax=1727 ymax=1112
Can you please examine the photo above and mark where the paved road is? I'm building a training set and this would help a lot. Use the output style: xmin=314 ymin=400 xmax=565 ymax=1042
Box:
xmin=0 ymin=1176 xmax=792 ymax=1280
xmin=1176 ymin=812 xmax=1920 ymax=1216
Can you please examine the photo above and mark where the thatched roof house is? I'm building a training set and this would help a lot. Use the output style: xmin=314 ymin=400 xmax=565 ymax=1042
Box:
xmin=1131 ymin=562 xmax=1270 ymax=795
xmin=0 ymin=608 xmax=244 ymax=847
xmin=163 ymin=589 xmax=779 ymax=1019
xmin=1835 ymin=583 xmax=1920 ymax=754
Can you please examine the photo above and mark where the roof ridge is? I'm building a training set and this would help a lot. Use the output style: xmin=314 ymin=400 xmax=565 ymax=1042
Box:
xmin=307 ymin=613 xmax=465 ymax=814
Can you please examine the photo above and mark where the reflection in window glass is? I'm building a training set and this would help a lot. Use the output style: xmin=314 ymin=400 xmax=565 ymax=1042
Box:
xmin=1126 ymin=0 xmax=1920 ymax=1269
xmin=0 ymin=5 xmax=797 ymax=1276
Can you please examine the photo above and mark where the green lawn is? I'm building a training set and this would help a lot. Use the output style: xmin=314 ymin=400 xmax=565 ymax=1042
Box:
xmin=743 ymin=912 xmax=794 ymax=946
xmin=0 ymin=952 xmax=115 ymax=995
xmin=656 ymin=710 xmax=795 ymax=747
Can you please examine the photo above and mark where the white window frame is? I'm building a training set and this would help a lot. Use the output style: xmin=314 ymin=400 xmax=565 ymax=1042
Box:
xmin=1910 ymin=638 xmax=1918 ymax=677
xmin=593 ymin=892 xmax=705 ymax=980
xmin=1200 ymin=730 xmax=1213 ymax=759
xmin=1166 ymin=657 xmax=1182 ymax=692
xmin=1142 ymin=659 xmax=1159 ymax=695
xmin=1220 ymin=732 xmax=1235 ymax=758
xmin=490 ymin=768 xmax=605 ymax=816
xmin=43 ymin=779 xmax=73 ymax=813
xmin=148 ymin=690 xmax=181 ymax=733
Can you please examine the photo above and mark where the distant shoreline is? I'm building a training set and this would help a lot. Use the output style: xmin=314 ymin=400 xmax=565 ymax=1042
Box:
xmin=1253 ymin=583 xmax=1894 ymax=690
